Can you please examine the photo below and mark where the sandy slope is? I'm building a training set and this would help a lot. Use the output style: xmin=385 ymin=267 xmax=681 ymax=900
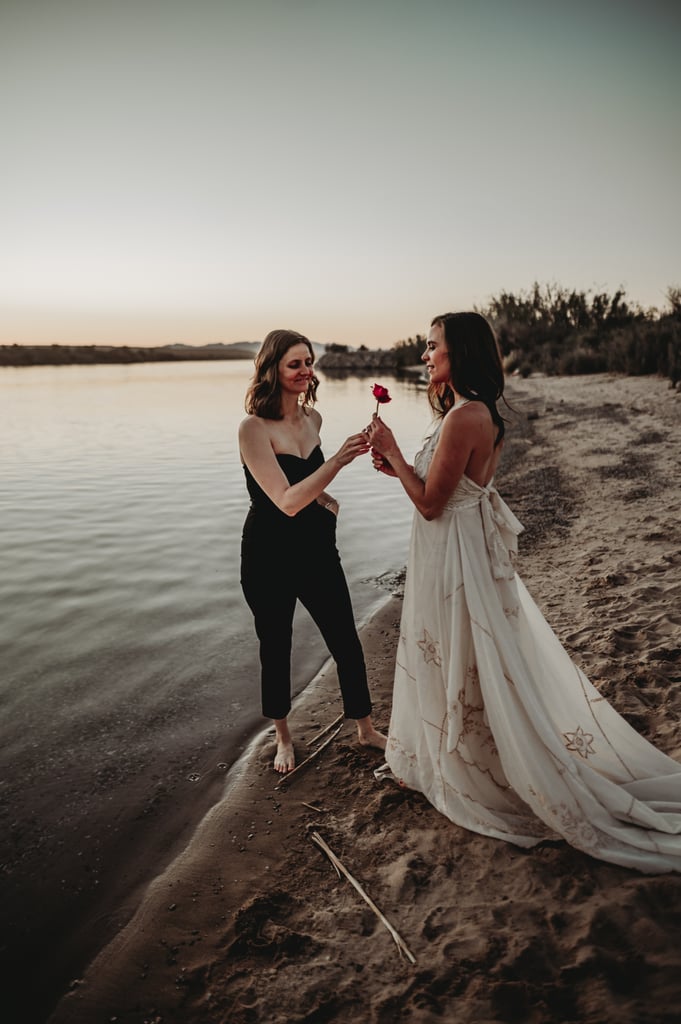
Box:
xmin=51 ymin=373 xmax=681 ymax=1024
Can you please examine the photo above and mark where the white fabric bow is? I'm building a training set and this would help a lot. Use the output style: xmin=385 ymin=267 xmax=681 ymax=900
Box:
xmin=480 ymin=486 xmax=524 ymax=580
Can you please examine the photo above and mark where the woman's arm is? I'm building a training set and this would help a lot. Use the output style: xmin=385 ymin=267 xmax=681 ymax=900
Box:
xmin=239 ymin=416 xmax=368 ymax=517
xmin=367 ymin=410 xmax=477 ymax=521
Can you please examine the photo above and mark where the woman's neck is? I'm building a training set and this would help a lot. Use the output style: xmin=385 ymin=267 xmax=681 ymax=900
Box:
xmin=279 ymin=393 xmax=304 ymax=422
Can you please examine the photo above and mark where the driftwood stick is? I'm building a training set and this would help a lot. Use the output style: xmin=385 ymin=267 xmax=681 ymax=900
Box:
xmin=274 ymin=724 xmax=343 ymax=790
xmin=310 ymin=831 xmax=416 ymax=964
xmin=306 ymin=712 xmax=344 ymax=748
xmin=301 ymin=802 xmax=323 ymax=813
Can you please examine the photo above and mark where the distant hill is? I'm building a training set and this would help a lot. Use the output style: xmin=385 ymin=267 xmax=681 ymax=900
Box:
xmin=203 ymin=341 xmax=262 ymax=354
xmin=0 ymin=342 xmax=262 ymax=367
xmin=0 ymin=339 xmax=333 ymax=367
xmin=203 ymin=340 xmax=328 ymax=358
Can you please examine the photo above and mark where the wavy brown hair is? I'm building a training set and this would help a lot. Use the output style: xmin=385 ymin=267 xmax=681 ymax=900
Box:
xmin=428 ymin=312 xmax=506 ymax=443
xmin=244 ymin=329 xmax=319 ymax=419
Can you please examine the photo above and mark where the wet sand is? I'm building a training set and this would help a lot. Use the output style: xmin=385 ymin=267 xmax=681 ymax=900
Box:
xmin=49 ymin=373 xmax=681 ymax=1024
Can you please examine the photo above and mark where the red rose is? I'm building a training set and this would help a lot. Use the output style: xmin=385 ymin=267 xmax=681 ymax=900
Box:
xmin=372 ymin=383 xmax=392 ymax=408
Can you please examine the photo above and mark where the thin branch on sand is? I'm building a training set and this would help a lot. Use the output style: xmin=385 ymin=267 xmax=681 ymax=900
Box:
xmin=301 ymin=802 xmax=323 ymax=813
xmin=274 ymin=724 xmax=342 ymax=790
xmin=306 ymin=712 xmax=344 ymax=747
xmin=310 ymin=831 xmax=416 ymax=964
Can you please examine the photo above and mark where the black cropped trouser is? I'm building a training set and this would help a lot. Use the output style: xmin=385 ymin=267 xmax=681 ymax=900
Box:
xmin=241 ymin=545 xmax=372 ymax=722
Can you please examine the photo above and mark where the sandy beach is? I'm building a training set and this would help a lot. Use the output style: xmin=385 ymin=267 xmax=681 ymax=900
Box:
xmin=49 ymin=373 xmax=681 ymax=1024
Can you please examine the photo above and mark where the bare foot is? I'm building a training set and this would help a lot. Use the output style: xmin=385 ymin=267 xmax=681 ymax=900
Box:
xmin=274 ymin=740 xmax=295 ymax=773
xmin=273 ymin=718 xmax=295 ymax=773
xmin=356 ymin=716 xmax=387 ymax=752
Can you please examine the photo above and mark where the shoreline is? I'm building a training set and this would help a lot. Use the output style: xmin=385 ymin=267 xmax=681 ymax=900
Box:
xmin=47 ymin=594 xmax=404 ymax=1024
xmin=50 ymin=373 xmax=681 ymax=1023
xmin=6 ymin=588 xmax=401 ymax=1024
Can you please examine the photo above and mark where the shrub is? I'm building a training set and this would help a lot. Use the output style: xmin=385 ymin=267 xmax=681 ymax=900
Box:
xmin=477 ymin=282 xmax=680 ymax=381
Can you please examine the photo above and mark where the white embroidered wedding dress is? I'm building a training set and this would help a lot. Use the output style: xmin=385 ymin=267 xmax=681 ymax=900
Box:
xmin=385 ymin=411 xmax=681 ymax=873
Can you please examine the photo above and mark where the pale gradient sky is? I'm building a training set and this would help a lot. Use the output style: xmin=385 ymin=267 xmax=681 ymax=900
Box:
xmin=2 ymin=0 xmax=679 ymax=348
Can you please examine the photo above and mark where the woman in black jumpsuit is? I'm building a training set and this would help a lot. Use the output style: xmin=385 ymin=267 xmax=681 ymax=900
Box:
xmin=239 ymin=329 xmax=386 ymax=774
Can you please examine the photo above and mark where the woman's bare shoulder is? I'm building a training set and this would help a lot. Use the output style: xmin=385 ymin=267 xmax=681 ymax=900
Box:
xmin=446 ymin=400 xmax=492 ymax=426
xmin=439 ymin=401 xmax=494 ymax=450
xmin=240 ymin=412 xmax=267 ymax=430
xmin=441 ymin=401 xmax=480 ymax=427
xmin=238 ymin=414 xmax=270 ymax=444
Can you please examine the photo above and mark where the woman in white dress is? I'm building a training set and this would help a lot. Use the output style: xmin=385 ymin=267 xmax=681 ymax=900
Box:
xmin=366 ymin=312 xmax=681 ymax=873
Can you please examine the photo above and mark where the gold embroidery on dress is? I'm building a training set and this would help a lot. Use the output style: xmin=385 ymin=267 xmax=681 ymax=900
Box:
xmin=470 ymin=616 xmax=494 ymax=640
xmin=528 ymin=787 xmax=602 ymax=850
xmin=417 ymin=628 xmax=442 ymax=666
xmin=395 ymin=656 xmax=416 ymax=683
xmin=563 ymin=725 xmax=596 ymax=759
xmin=449 ymin=667 xmax=505 ymax=786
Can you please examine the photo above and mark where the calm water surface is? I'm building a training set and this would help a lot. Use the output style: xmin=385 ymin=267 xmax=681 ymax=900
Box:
xmin=0 ymin=359 xmax=433 ymax=1018
xmin=1 ymin=360 xmax=430 ymax=743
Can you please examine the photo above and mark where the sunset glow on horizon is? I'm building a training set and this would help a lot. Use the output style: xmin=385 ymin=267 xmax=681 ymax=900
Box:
xmin=2 ymin=0 xmax=679 ymax=350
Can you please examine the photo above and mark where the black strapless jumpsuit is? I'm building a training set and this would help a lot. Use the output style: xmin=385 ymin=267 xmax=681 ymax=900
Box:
xmin=240 ymin=445 xmax=372 ymax=721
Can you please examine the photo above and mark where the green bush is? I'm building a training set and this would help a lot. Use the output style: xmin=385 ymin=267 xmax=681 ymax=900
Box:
xmin=478 ymin=283 xmax=680 ymax=381
xmin=388 ymin=284 xmax=680 ymax=382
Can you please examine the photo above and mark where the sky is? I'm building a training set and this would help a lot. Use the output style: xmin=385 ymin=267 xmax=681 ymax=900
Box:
xmin=1 ymin=0 xmax=679 ymax=349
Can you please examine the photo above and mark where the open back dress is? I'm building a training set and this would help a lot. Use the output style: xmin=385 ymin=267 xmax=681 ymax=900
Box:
xmin=386 ymin=409 xmax=681 ymax=873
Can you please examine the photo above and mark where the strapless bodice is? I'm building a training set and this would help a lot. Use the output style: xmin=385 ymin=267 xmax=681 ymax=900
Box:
xmin=243 ymin=445 xmax=324 ymax=512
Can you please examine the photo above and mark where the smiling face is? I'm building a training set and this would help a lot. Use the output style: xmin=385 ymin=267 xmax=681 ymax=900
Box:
xmin=278 ymin=342 xmax=315 ymax=397
xmin=422 ymin=322 xmax=451 ymax=385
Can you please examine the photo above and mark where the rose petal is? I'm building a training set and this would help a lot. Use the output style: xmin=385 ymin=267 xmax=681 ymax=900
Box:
xmin=372 ymin=383 xmax=392 ymax=402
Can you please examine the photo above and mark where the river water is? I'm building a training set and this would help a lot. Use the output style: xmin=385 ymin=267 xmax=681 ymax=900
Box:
xmin=0 ymin=358 xmax=433 ymax=1020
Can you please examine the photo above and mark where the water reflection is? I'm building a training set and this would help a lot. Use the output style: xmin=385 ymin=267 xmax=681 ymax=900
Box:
xmin=0 ymin=358 xmax=433 ymax=762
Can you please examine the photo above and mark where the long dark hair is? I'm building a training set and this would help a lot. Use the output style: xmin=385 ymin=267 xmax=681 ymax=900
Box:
xmin=428 ymin=312 xmax=506 ymax=443
xmin=244 ymin=329 xmax=319 ymax=419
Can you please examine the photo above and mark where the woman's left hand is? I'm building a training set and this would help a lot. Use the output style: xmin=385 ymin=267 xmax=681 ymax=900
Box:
xmin=371 ymin=448 xmax=397 ymax=476
xmin=317 ymin=493 xmax=339 ymax=515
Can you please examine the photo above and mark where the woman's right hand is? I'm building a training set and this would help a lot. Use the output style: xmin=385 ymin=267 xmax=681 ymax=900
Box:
xmin=334 ymin=432 xmax=371 ymax=467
